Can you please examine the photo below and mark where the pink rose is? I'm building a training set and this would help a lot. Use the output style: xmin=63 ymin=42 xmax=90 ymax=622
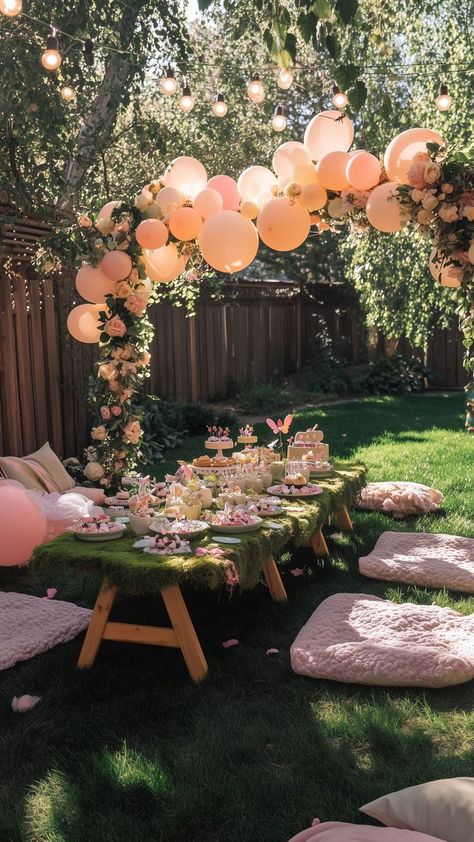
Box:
xmin=124 ymin=293 xmax=148 ymax=316
xmin=422 ymin=194 xmax=438 ymax=211
xmin=100 ymin=405 xmax=111 ymax=420
xmin=438 ymin=204 xmax=459 ymax=223
xmin=111 ymin=405 xmax=122 ymax=416
xmin=119 ymin=387 xmax=134 ymax=405
xmin=104 ymin=315 xmax=127 ymax=338
xmin=138 ymin=351 xmax=151 ymax=367
xmin=423 ymin=161 xmax=441 ymax=184
xmin=115 ymin=281 xmax=132 ymax=298
xmin=461 ymin=206 xmax=474 ymax=221
xmin=406 ymin=152 xmax=430 ymax=189
xmin=79 ymin=214 xmax=93 ymax=228
xmin=123 ymin=419 xmax=142 ymax=445
xmin=109 ymin=379 xmax=120 ymax=391
xmin=91 ymin=425 xmax=108 ymax=442
xmin=441 ymin=182 xmax=454 ymax=193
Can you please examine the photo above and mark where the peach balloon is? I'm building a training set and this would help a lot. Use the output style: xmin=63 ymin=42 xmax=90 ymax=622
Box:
xmin=67 ymin=303 xmax=105 ymax=343
xmin=304 ymin=110 xmax=354 ymax=161
xmin=143 ymin=202 xmax=161 ymax=219
xmin=257 ymin=197 xmax=310 ymax=251
xmin=193 ymin=188 xmax=223 ymax=219
xmin=292 ymin=163 xmax=319 ymax=187
xmin=135 ymin=219 xmax=168 ymax=250
xmin=316 ymin=151 xmax=351 ymax=190
xmin=75 ymin=264 xmax=115 ymax=304
xmin=207 ymin=175 xmax=240 ymax=211
xmin=163 ymin=156 xmax=208 ymax=198
xmin=101 ymin=250 xmax=132 ymax=281
xmin=155 ymin=187 xmax=185 ymax=215
xmin=365 ymin=182 xmax=408 ymax=233
xmin=143 ymin=244 xmax=188 ymax=283
xmin=468 ymin=241 xmax=474 ymax=264
xmin=384 ymin=128 xmax=444 ymax=184
xmin=168 ymin=207 xmax=203 ymax=241
xmin=237 ymin=166 xmax=277 ymax=203
xmin=346 ymin=152 xmax=382 ymax=190
xmin=98 ymin=200 xmax=120 ymax=219
xmin=240 ymin=201 xmax=260 ymax=219
xmin=429 ymin=250 xmax=463 ymax=287
xmin=272 ymin=141 xmax=310 ymax=179
xmin=0 ymin=486 xmax=47 ymax=566
xmin=327 ymin=197 xmax=345 ymax=218
xmin=298 ymin=183 xmax=327 ymax=212
xmin=198 ymin=210 xmax=259 ymax=273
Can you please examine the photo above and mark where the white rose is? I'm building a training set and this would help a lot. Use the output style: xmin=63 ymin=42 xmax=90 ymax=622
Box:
xmin=134 ymin=194 xmax=149 ymax=212
xmin=96 ymin=217 xmax=115 ymax=235
xmin=422 ymin=194 xmax=438 ymax=211
xmin=84 ymin=461 xmax=105 ymax=481
xmin=91 ymin=425 xmax=108 ymax=441
xmin=410 ymin=189 xmax=425 ymax=203
xmin=424 ymin=161 xmax=441 ymax=184
xmin=438 ymin=204 xmax=459 ymax=223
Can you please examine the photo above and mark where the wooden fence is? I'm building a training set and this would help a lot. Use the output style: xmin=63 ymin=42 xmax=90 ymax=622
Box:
xmin=0 ymin=210 xmax=466 ymax=458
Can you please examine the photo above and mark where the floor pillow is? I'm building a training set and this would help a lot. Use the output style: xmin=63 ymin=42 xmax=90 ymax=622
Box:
xmin=359 ymin=532 xmax=474 ymax=593
xmin=288 ymin=821 xmax=447 ymax=841
xmin=290 ymin=593 xmax=474 ymax=687
xmin=356 ymin=483 xmax=443 ymax=518
xmin=0 ymin=442 xmax=75 ymax=493
xmin=360 ymin=777 xmax=474 ymax=842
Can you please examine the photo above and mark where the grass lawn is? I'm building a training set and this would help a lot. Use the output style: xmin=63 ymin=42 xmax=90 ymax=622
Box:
xmin=1 ymin=393 xmax=473 ymax=842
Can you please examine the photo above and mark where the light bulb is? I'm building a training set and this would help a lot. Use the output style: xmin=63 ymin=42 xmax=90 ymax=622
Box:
xmin=247 ymin=73 xmax=265 ymax=103
xmin=179 ymin=84 xmax=194 ymax=112
xmin=60 ymin=85 xmax=76 ymax=102
xmin=212 ymin=93 xmax=227 ymax=117
xmin=160 ymin=66 xmax=178 ymax=95
xmin=0 ymin=0 xmax=22 ymax=16
xmin=332 ymin=85 xmax=348 ymax=109
xmin=277 ymin=68 xmax=293 ymax=90
xmin=272 ymin=105 xmax=287 ymax=132
xmin=435 ymin=83 xmax=452 ymax=112
xmin=41 ymin=34 xmax=62 ymax=71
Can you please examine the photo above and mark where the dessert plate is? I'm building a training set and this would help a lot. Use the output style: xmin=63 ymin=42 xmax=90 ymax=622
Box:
xmin=150 ymin=519 xmax=208 ymax=539
xmin=73 ymin=525 xmax=126 ymax=542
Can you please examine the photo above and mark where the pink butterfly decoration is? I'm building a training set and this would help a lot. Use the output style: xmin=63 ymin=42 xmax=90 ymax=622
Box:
xmin=266 ymin=414 xmax=293 ymax=435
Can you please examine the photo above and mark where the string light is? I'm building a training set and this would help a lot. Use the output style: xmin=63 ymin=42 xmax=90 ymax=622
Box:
xmin=435 ymin=82 xmax=452 ymax=111
xmin=332 ymin=84 xmax=348 ymax=109
xmin=160 ymin=65 xmax=178 ymax=95
xmin=179 ymin=83 xmax=195 ymax=112
xmin=212 ymin=92 xmax=228 ymax=117
xmin=272 ymin=104 xmax=287 ymax=132
xmin=277 ymin=68 xmax=293 ymax=89
xmin=60 ymin=85 xmax=76 ymax=102
xmin=83 ymin=38 xmax=94 ymax=67
xmin=0 ymin=0 xmax=22 ymax=16
xmin=247 ymin=73 xmax=265 ymax=103
xmin=41 ymin=30 xmax=62 ymax=71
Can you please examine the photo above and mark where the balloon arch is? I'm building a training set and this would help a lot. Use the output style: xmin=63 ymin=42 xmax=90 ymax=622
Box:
xmin=69 ymin=111 xmax=474 ymax=486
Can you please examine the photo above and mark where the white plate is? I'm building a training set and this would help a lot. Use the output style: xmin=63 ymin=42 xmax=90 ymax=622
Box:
xmin=208 ymin=517 xmax=262 ymax=534
xmin=254 ymin=506 xmax=284 ymax=517
xmin=267 ymin=485 xmax=323 ymax=498
xmin=73 ymin=526 xmax=126 ymax=542
xmin=264 ymin=521 xmax=285 ymax=530
xmin=150 ymin=520 xmax=209 ymax=539
xmin=212 ymin=536 xmax=242 ymax=545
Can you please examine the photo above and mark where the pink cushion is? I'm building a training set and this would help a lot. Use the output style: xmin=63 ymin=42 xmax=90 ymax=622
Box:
xmin=356 ymin=483 xmax=443 ymax=518
xmin=359 ymin=532 xmax=474 ymax=593
xmin=290 ymin=593 xmax=474 ymax=687
xmin=288 ymin=822 xmax=447 ymax=841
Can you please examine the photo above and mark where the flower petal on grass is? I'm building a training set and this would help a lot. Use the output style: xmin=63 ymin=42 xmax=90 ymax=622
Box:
xmin=46 ymin=588 xmax=57 ymax=599
xmin=266 ymin=648 xmax=279 ymax=655
xmin=290 ymin=568 xmax=304 ymax=577
xmin=222 ymin=639 xmax=239 ymax=648
xmin=12 ymin=695 xmax=41 ymax=713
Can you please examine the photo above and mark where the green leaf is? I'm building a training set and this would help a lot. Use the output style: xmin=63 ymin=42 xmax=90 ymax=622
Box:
xmin=325 ymin=33 xmax=341 ymax=59
xmin=278 ymin=5 xmax=291 ymax=26
xmin=297 ymin=10 xmax=317 ymax=43
xmin=335 ymin=0 xmax=358 ymax=24
xmin=284 ymin=32 xmax=297 ymax=64
xmin=334 ymin=62 xmax=360 ymax=89
xmin=312 ymin=0 xmax=331 ymax=18
xmin=198 ymin=0 xmax=213 ymax=9
xmin=347 ymin=79 xmax=367 ymax=111
xmin=263 ymin=28 xmax=273 ymax=51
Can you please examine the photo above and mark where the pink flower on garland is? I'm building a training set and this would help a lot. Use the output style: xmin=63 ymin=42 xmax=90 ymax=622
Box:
xmin=100 ymin=405 xmax=111 ymax=420
xmin=124 ymin=293 xmax=148 ymax=317
xmin=104 ymin=315 xmax=127 ymax=338
xmin=111 ymin=405 xmax=122 ymax=417
xmin=122 ymin=419 xmax=142 ymax=444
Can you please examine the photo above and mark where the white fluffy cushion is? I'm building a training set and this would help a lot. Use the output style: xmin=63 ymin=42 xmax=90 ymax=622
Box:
xmin=290 ymin=593 xmax=474 ymax=688
xmin=356 ymin=482 xmax=443 ymax=518
xmin=359 ymin=532 xmax=474 ymax=593
xmin=360 ymin=778 xmax=474 ymax=842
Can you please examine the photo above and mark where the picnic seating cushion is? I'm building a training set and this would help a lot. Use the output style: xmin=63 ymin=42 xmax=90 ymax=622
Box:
xmin=290 ymin=593 xmax=474 ymax=687
xmin=360 ymin=777 xmax=474 ymax=842
xmin=359 ymin=532 xmax=474 ymax=593
xmin=0 ymin=442 xmax=75 ymax=493
xmin=288 ymin=821 xmax=447 ymax=841
xmin=356 ymin=482 xmax=443 ymax=517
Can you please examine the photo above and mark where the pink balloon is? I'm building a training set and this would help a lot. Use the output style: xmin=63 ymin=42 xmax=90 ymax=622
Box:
xmin=384 ymin=128 xmax=444 ymax=184
xmin=143 ymin=244 xmax=188 ymax=283
xmin=429 ymin=250 xmax=463 ymax=287
xmin=257 ymin=197 xmax=310 ymax=251
xmin=155 ymin=187 xmax=185 ymax=215
xmin=304 ymin=110 xmax=354 ymax=161
xmin=346 ymin=152 xmax=382 ymax=191
xmin=100 ymin=250 xmax=132 ymax=281
xmin=135 ymin=219 xmax=168 ymax=250
xmin=198 ymin=210 xmax=259 ymax=273
xmin=207 ymin=175 xmax=240 ymax=211
xmin=0 ymin=486 xmax=47 ymax=566
xmin=365 ymin=182 xmax=407 ymax=233
xmin=75 ymin=264 xmax=115 ymax=303
xmin=168 ymin=207 xmax=203 ymax=241
xmin=272 ymin=141 xmax=310 ymax=180
xmin=316 ymin=151 xmax=351 ymax=191
xmin=163 ymin=156 xmax=208 ymax=198
xmin=193 ymin=188 xmax=223 ymax=219
xmin=67 ymin=303 xmax=105 ymax=343
xmin=98 ymin=200 xmax=120 ymax=220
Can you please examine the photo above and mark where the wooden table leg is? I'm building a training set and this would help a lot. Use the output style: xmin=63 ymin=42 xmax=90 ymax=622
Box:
xmin=78 ymin=579 xmax=117 ymax=669
xmin=161 ymin=584 xmax=208 ymax=683
xmin=334 ymin=504 xmax=353 ymax=531
xmin=262 ymin=558 xmax=288 ymax=602
xmin=303 ymin=529 xmax=330 ymax=557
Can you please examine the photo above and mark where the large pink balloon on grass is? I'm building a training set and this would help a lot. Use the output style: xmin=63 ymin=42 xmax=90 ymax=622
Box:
xmin=193 ymin=188 xmax=223 ymax=219
xmin=346 ymin=152 xmax=382 ymax=190
xmin=0 ymin=486 xmax=47 ymax=566
xmin=207 ymin=175 xmax=240 ymax=211
xmin=75 ymin=264 xmax=115 ymax=303
xmin=272 ymin=141 xmax=310 ymax=180
xmin=169 ymin=207 xmax=203 ymax=241
xmin=365 ymin=182 xmax=408 ymax=233
xmin=384 ymin=128 xmax=444 ymax=184
xmin=143 ymin=244 xmax=188 ymax=283
xmin=257 ymin=197 xmax=310 ymax=251
xmin=135 ymin=219 xmax=168 ymax=250
xmin=316 ymin=151 xmax=351 ymax=190
xmin=237 ymin=166 xmax=277 ymax=203
xmin=101 ymin=250 xmax=132 ymax=281
xmin=67 ymin=303 xmax=105 ymax=343
xmin=304 ymin=110 xmax=354 ymax=161
xmin=198 ymin=210 xmax=259 ymax=273
xmin=163 ymin=156 xmax=207 ymax=198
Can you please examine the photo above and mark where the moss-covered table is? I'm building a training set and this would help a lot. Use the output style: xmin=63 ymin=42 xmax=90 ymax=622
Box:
xmin=32 ymin=462 xmax=366 ymax=682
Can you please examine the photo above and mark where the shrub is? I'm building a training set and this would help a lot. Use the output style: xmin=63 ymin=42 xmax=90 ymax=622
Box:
xmin=153 ymin=399 xmax=237 ymax=436
xmin=363 ymin=355 xmax=434 ymax=395
xmin=304 ymin=315 xmax=361 ymax=395
xmin=238 ymin=382 xmax=295 ymax=414
xmin=133 ymin=394 xmax=182 ymax=467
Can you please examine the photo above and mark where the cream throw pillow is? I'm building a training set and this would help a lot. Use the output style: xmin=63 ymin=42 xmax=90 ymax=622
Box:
xmin=0 ymin=443 xmax=75 ymax=493
xmin=360 ymin=777 xmax=474 ymax=842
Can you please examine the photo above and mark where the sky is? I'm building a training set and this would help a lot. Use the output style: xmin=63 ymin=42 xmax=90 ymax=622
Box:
xmin=185 ymin=0 xmax=200 ymax=22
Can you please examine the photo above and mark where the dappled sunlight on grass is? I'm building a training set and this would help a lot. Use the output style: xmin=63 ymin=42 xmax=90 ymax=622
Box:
xmin=101 ymin=742 xmax=168 ymax=794
xmin=25 ymin=770 xmax=80 ymax=842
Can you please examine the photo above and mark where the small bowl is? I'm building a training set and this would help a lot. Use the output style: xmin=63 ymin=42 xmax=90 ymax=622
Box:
xmin=128 ymin=512 xmax=152 ymax=536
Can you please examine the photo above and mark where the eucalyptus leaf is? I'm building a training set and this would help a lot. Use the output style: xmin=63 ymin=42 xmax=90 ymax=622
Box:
xmin=348 ymin=79 xmax=367 ymax=111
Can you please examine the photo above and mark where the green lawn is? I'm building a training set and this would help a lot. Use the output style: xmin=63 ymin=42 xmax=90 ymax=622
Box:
xmin=1 ymin=394 xmax=473 ymax=842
